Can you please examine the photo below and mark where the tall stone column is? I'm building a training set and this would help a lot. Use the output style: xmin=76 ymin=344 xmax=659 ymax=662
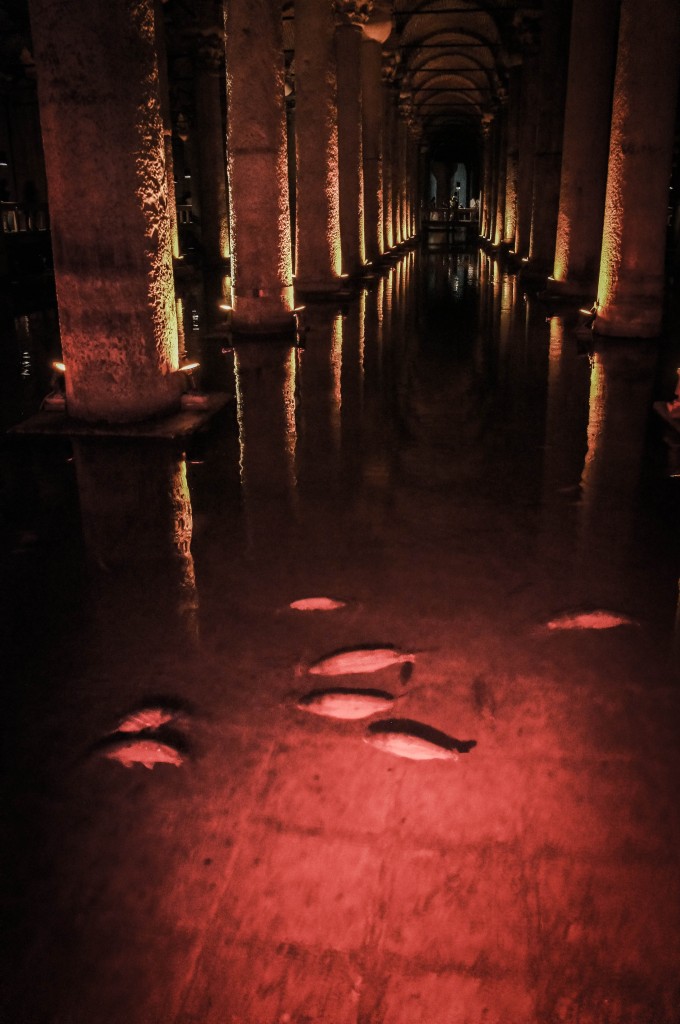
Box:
xmin=493 ymin=105 xmax=507 ymax=247
xmin=503 ymin=64 xmax=521 ymax=247
xmin=29 ymin=0 xmax=182 ymax=423
xmin=551 ymin=0 xmax=619 ymax=294
xmin=295 ymin=0 xmax=342 ymax=293
xmin=381 ymin=76 xmax=394 ymax=251
xmin=595 ymin=0 xmax=680 ymax=337
xmin=335 ymin=2 xmax=366 ymax=276
xmin=193 ymin=25 xmax=231 ymax=267
xmin=154 ymin=0 xmax=179 ymax=260
xmin=224 ymin=0 xmax=294 ymax=332
xmin=513 ymin=26 xmax=540 ymax=258
xmin=525 ymin=0 xmax=571 ymax=277
xmin=479 ymin=119 xmax=493 ymax=239
xmin=361 ymin=36 xmax=384 ymax=264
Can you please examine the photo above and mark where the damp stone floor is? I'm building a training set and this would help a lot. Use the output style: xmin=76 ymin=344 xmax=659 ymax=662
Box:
xmin=2 ymin=250 xmax=680 ymax=1024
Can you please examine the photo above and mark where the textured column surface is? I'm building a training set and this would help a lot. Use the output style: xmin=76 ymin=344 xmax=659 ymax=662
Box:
xmin=503 ymin=65 xmax=521 ymax=246
xmin=295 ymin=0 xmax=342 ymax=293
xmin=513 ymin=44 xmax=539 ymax=257
xmin=595 ymin=0 xmax=680 ymax=337
xmin=335 ymin=10 xmax=366 ymax=276
xmin=29 ymin=0 xmax=181 ymax=423
xmin=194 ymin=26 xmax=231 ymax=267
xmin=361 ymin=37 xmax=384 ymax=264
xmin=526 ymin=0 xmax=572 ymax=274
xmin=382 ymin=80 xmax=394 ymax=251
xmin=493 ymin=107 xmax=507 ymax=247
xmin=224 ymin=0 xmax=294 ymax=331
xmin=155 ymin=0 xmax=179 ymax=260
xmin=479 ymin=122 xmax=493 ymax=239
xmin=551 ymin=0 xmax=619 ymax=293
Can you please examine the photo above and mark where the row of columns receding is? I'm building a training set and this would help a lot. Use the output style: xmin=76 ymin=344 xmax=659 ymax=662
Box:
xmin=480 ymin=0 xmax=680 ymax=341
xmin=28 ymin=0 xmax=420 ymax=423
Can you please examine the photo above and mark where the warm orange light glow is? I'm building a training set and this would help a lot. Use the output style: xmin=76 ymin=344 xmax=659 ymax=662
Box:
xmin=178 ymin=361 xmax=200 ymax=373
xmin=219 ymin=303 xmax=233 ymax=312
xmin=53 ymin=361 xmax=66 ymax=373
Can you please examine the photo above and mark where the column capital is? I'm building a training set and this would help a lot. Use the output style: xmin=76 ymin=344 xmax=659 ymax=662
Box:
xmin=334 ymin=0 xmax=372 ymax=26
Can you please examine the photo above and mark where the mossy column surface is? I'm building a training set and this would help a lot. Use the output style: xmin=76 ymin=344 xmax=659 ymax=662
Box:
xmin=224 ymin=0 xmax=294 ymax=332
xmin=294 ymin=0 xmax=342 ymax=294
xmin=29 ymin=0 xmax=182 ymax=423
xmin=595 ymin=0 xmax=680 ymax=337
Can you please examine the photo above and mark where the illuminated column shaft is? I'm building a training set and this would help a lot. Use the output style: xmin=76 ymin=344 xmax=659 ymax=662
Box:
xmin=595 ymin=0 xmax=680 ymax=337
xmin=493 ymin=107 xmax=507 ymax=246
xmin=194 ymin=29 xmax=231 ymax=266
xmin=487 ymin=117 xmax=501 ymax=243
xmin=398 ymin=113 xmax=409 ymax=243
xmin=527 ymin=0 xmax=571 ymax=273
xmin=361 ymin=38 xmax=383 ymax=264
xmin=335 ymin=11 xmax=365 ymax=276
xmin=552 ymin=0 xmax=618 ymax=292
xmin=503 ymin=66 xmax=521 ymax=246
xmin=154 ymin=0 xmax=179 ymax=260
xmin=29 ymin=0 xmax=181 ymax=423
xmin=393 ymin=101 xmax=404 ymax=245
xmin=514 ymin=46 xmax=539 ymax=258
xmin=295 ymin=0 xmax=341 ymax=293
xmin=382 ymin=82 xmax=394 ymax=251
xmin=224 ymin=0 xmax=294 ymax=331
xmin=480 ymin=122 xmax=493 ymax=239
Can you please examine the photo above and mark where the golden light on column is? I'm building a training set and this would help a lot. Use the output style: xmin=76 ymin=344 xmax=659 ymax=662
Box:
xmin=331 ymin=312 xmax=343 ymax=451
xmin=284 ymin=347 xmax=298 ymax=491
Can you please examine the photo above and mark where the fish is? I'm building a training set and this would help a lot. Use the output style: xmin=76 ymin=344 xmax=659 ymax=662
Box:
xmin=544 ymin=609 xmax=638 ymax=631
xmin=308 ymin=646 xmax=414 ymax=676
xmin=100 ymin=737 xmax=184 ymax=769
xmin=116 ymin=707 xmax=178 ymax=733
xmin=296 ymin=687 xmax=396 ymax=720
xmin=289 ymin=597 xmax=347 ymax=612
xmin=364 ymin=719 xmax=475 ymax=762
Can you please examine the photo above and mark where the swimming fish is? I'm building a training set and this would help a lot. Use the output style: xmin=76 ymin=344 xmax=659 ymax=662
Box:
xmin=364 ymin=719 xmax=475 ymax=762
xmin=289 ymin=597 xmax=347 ymax=612
xmin=544 ymin=609 xmax=638 ymax=631
xmin=116 ymin=707 xmax=178 ymax=733
xmin=101 ymin=737 xmax=184 ymax=769
xmin=364 ymin=731 xmax=459 ymax=762
xmin=308 ymin=646 xmax=414 ymax=676
xmin=296 ymin=688 xmax=396 ymax=720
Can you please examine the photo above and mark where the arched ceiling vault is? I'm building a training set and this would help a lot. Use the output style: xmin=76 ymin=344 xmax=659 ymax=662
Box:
xmin=389 ymin=0 xmax=542 ymax=150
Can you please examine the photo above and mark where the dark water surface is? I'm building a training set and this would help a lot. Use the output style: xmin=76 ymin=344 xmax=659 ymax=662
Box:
xmin=2 ymin=250 xmax=680 ymax=1024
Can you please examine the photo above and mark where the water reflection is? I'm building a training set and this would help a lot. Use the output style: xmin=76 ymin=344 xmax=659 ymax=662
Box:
xmin=72 ymin=440 xmax=199 ymax=651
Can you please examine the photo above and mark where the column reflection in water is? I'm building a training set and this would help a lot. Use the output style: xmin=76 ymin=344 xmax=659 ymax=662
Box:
xmin=72 ymin=440 xmax=199 ymax=656
xmin=576 ymin=340 xmax=657 ymax=610
xmin=234 ymin=341 xmax=298 ymax=546
xmin=537 ymin=316 xmax=591 ymax=589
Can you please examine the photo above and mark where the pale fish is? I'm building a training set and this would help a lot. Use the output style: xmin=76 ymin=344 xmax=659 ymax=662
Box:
xmin=289 ymin=597 xmax=347 ymax=612
xmin=364 ymin=731 xmax=459 ymax=762
xmin=296 ymin=688 xmax=396 ymax=720
xmin=101 ymin=737 xmax=184 ymax=769
xmin=308 ymin=646 xmax=414 ymax=676
xmin=364 ymin=719 xmax=475 ymax=762
xmin=545 ymin=609 xmax=638 ymax=631
xmin=116 ymin=707 xmax=177 ymax=733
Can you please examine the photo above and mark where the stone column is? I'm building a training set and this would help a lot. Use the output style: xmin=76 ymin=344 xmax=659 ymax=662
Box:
xmin=595 ymin=0 xmax=680 ymax=337
xmin=361 ymin=36 xmax=384 ymax=264
xmin=224 ymin=0 xmax=294 ymax=332
xmin=335 ymin=2 xmax=366 ymax=276
xmin=503 ymin=64 xmax=521 ymax=247
xmin=550 ymin=0 xmax=619 ymax=295
xmin=154 ymin=0 xmax=179 ymax=260
xmin=193 ymin=25 xmax=231 ymax=267
xmin=29 ymin=0 xmax=182 ymax=423
xmin=479 ymin=119 xmax=493 ymax=239
xmin=295 ymin=0 xmax=342 ymax=293
xmin=493 ymin=105 xmax=507 ymax=247
xmin=381 ymin=75 xmax=394 ymax=251
xmin=525 ymin=0 xmax=571 ymax=278
xmin=513 ymin=27 xmax=540 ymax=259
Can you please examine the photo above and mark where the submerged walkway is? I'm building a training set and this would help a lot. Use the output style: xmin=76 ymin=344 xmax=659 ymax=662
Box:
xmin=3 ymin=250 xmax=680 ymax=1024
